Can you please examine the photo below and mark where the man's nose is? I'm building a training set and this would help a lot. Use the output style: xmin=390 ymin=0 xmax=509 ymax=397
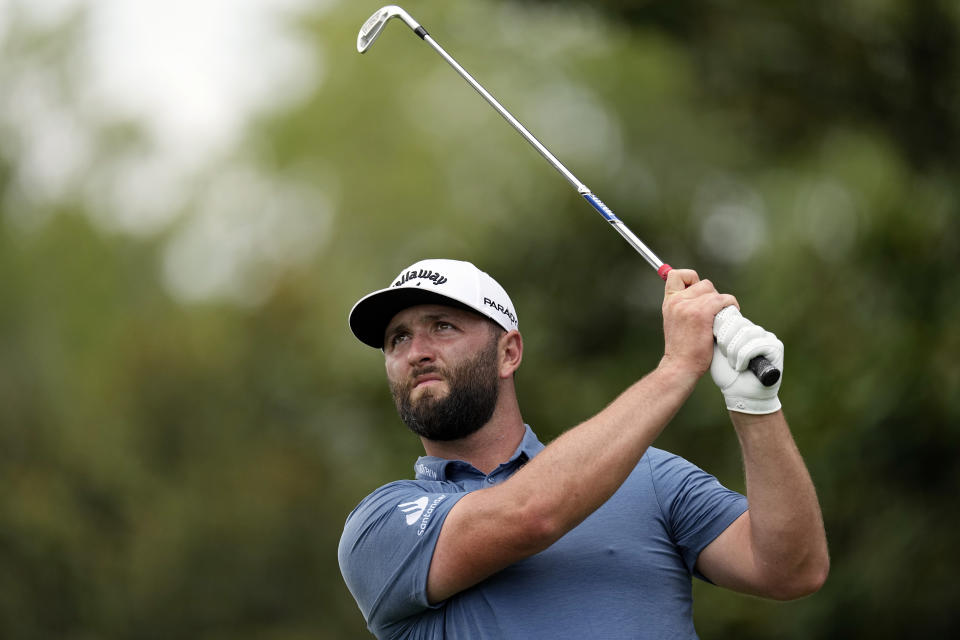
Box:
xmin=406 ymin=332 xmax=436 ymax=365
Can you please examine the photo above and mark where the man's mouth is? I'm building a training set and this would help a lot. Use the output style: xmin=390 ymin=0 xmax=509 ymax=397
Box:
xmin=413 ymin=374 xmax=443 ymax=389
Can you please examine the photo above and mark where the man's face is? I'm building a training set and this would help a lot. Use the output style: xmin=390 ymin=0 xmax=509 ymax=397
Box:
xmin=384 ymin=304 xmax=503 ymax=441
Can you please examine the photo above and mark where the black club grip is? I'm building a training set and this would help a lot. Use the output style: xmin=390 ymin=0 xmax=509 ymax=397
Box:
xmin=748 ymin=355 xmax=781 ymax=387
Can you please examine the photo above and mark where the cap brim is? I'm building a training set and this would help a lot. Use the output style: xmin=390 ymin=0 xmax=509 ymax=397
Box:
xmin=348 ymin=287 xmax=478 ymax=349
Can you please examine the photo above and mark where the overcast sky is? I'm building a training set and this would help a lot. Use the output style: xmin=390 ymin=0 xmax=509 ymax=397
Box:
xmin=94 ymin=0 xmax=322 ymax=153
xmin=1 ymin=0 xmax=334 ymax=304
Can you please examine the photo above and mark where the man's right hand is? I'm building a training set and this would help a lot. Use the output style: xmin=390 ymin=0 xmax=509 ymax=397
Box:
xmin=660 ymin=269 xmax=739 ymax=378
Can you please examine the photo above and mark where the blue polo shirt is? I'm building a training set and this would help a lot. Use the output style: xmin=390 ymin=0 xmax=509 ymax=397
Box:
xmin=339 ymin=426 xmax=748 ymax=639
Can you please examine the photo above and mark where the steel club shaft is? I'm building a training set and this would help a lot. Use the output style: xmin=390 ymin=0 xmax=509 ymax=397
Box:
xmin=357 ymin=5 xmax=780 ymax=387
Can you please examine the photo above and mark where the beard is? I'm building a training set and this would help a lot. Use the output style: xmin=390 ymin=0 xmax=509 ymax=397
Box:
xmin=389 ymin=336 xmax=501 ymax=442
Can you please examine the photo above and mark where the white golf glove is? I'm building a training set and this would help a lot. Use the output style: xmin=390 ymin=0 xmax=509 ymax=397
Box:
xmin=710 ymin=306 xmax=784 ymax=415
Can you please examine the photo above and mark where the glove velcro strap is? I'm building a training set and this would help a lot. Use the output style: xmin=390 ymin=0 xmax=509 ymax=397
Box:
xmin=724 ymin=394 xmax=782 ymax=415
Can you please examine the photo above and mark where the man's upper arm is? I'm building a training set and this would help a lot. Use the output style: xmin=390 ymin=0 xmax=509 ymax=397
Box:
xmin=425 ymin=484 xmax=547 ymax=603
xmin=648 ymin=448 xmax=748 ymax=577
xmin=696 ymin=509 xmax=815 ymax=599
xmin=694 ymin=510 xmax=771 ymax=596
xmin=339 ymin=478 xmax=546 ymax=625
xmin=338 ymin=483 xmax=464 ymax=633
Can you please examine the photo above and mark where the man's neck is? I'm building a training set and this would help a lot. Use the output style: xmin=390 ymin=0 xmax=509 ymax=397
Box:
xmin=420 ymin=401 xmax=526 ymax=475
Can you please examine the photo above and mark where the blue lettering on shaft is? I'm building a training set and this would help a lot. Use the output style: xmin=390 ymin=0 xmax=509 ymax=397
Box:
xmin=583 ymin=193 xmax=619 ymax=222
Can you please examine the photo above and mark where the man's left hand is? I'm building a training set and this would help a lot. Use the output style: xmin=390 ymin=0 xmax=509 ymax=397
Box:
xmin=710 ymin=307 xmax=783 ymax=414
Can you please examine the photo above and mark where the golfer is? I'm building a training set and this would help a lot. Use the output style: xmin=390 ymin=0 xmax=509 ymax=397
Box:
xmin=339 ymin=258 xmax=828 ymax=639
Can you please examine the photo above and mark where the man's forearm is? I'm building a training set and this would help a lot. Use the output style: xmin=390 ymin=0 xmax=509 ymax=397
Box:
xmin=731 ymin=410 xmax=829 ymax=595
xmin=503 ymin=359 xmax=699 ymax=547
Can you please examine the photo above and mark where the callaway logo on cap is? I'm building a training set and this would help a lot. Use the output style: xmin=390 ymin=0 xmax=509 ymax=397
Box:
xmin=348 ymin=258 xmax=519 ymax=349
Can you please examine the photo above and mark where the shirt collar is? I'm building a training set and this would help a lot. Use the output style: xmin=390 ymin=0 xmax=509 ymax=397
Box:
xmin=414 ymin=424 xmax=545 ymax=482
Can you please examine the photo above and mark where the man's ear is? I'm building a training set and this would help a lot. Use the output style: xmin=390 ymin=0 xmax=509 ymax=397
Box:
xmin=498 ymin=330 xmax=523 ymax=378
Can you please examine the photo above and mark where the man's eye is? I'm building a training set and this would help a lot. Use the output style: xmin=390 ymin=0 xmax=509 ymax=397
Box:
xmin=436 ymin=321 xmax=454 ymax=331
xmin=390 ymin=333 xmax=410 ymax=347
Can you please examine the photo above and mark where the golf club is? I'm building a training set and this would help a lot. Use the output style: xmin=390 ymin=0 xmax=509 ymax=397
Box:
xmin=357 ymin=5 xmax=780 ymax=387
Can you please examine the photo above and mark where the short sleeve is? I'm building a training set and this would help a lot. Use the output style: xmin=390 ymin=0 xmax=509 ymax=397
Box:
xmin=338 ymin=481 xmax=465 ymax=635
xmin=647 ymin=449 xmax=748 ymax=579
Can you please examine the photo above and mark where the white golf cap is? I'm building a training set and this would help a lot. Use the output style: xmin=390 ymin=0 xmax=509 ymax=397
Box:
xmin=349 ymin=258 xmax=519 ymax=349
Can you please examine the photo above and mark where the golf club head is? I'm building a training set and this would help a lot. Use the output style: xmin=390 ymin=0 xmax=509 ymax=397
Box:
xmin=357 ymin=5 xmax=422 ymax=53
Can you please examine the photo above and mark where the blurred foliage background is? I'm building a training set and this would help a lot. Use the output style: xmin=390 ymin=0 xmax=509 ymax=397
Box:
xmin=1 ymin=0 xmax=958 ymax=637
